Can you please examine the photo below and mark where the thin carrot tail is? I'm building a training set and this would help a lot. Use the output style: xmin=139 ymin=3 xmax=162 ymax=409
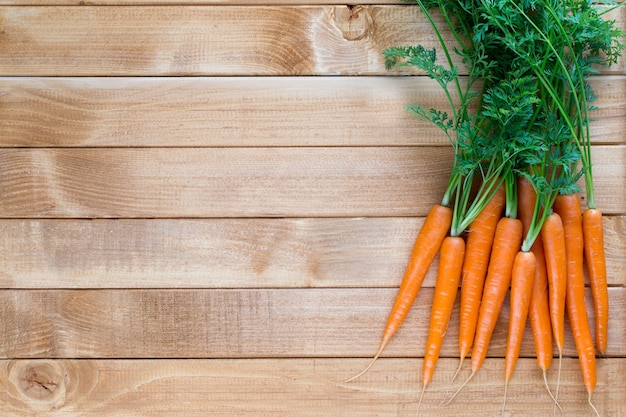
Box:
xmin=501 ymin=380 xmax=509 ymax=417
xmin=554 ymin=349 xmax=562 ymax=416
xmin=342 ymin=339 xmax=387 ymax=383
xmin=415 ymin=383 xmax=426 ymax=417
xmin=589 ymin=391 xmax=601 ymax=417
xmin=451 ymin=357 xmax=464 ymax=383
xmin=439 ymin=357 xmax=464 ymax=407
xmin=543 ymin=369 xmax=563 ymax=417
xmin=440 ymin=370 xmax=476 ymax=407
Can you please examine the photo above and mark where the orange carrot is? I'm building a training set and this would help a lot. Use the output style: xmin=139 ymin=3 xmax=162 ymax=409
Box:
xmin=553 ymin=194 xmax=597 ymax=408
xmin=417 ymin=236 xmax=465 ymax=412
xmin=504 ymin=250 xmax=536 ymax=381
xmin=582 ymin=208 xmax=609 ymax=354
xmin=344 ymin=204 xmax=453 ymax=382
xmin=458 ymin=185 xmax=506 ymax=365
xmin=471 ymin=217 xmax=522 ymax=374
xmin=444 ymin=216 xmax=522 ymax=404
xmin=527 ymin=240 xmax=553 ymax=372
xmin=517 ymin=176 xmax=559 ymax=410
xmin=517 ymin=176 xmax=553 ymax=373
xmin=502 ymin=250 xmax=536 ymax=414
xmin=422 ymin=236 xmax=466 ymax=387
xmin=540 ymin=210 xmax=570 ymax=409
xmin=540 ymin=213 xmax=567 ymax=354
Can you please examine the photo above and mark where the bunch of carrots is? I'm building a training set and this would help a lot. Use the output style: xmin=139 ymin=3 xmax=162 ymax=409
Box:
xmin=344 ymin=0 xmax=624 ymax=414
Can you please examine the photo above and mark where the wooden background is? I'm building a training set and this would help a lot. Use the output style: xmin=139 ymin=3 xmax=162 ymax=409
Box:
xmin=0 ymin=1 xmax=624 ymax=416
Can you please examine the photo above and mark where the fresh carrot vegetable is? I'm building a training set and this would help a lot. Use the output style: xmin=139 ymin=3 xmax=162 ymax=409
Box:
xmin=540 ymin=211 xmax=568 ymax=406
xmin=344 ymin=203 xmax=452 ymax=382
xmin=502 ymin=250 xmax=536 ymax=414
xmin=527 ymin=240 xmax=552 ymax=372
xmin=540 ymin=213 xmax=567 ymax=354
xmin=376 ymin=0 xmax=622 ymax=412
xmin=517 ymin=176 xmax=553 ymax=371
xmin=444 ymin=215 xmax=523 ymax=404
xmin=554 ymin=194 xmax=598 ymax=413
xmin=506 ymin=180 xmax=538 ymax=385
xmin=471 ymin=216 xmax=522 ymax=375
xmin=458 ymin=184 xmax=506 ymax=365
xmin=518 ymin=175 xmax=559 ymax=410
xmin=417 ymin=236 xmax=465 ymax=412
xmin=582 ymin=208 xmax=609 ymax=354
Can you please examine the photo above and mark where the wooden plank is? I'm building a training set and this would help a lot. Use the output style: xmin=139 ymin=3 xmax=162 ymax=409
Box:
xmin=0 ymin=146 xmax=453 ymax=218
xmin=1 ymin=216 xmax=624 ymax=289
xmin=0 ymin=0 xmax=405 ymax=5
xmin=0 ymin=146 xmax=624 ymax=218
xmin=0 ymin=288 xmax=624 ymax=358
xmin=0 ymin=358 xmax=624 ymax=416
xmin=0 ymin=6 xmax=623 ymax=76
xmin=1 ymin=76 xmax=624 ymax=147
xmin=0 ymin=5 xmax=451 ymax=76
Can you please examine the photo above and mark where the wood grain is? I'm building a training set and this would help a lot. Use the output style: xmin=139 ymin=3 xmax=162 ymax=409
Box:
xmin=1 ymin=0 xmax=624 ymax=414
xmin=1 ymin=76 xmax=624 ymax=147
xmin=0 ymin=6 xmax=623 ymax=76
xmin=1 ymin=288 xmax=624 ymax=358
xmin=0 ymin=358 xmax=624 ymax=416
xmin=0 ymin=146 xmax=624 ymax=218
xmin=1 ymin=0 xmax=406 ymax=4
xmin=1 ymin=216 xmax=624 ymax=289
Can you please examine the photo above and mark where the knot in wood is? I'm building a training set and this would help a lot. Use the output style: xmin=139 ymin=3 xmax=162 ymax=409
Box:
xmin=332 ymin=6 xmax=373 ymax=42
xmin=8 ymin=360 xmax=68 ymax=411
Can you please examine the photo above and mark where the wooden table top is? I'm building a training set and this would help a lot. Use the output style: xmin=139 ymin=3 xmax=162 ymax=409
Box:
xmin=0 ymin=2 xmax=624 ymax=416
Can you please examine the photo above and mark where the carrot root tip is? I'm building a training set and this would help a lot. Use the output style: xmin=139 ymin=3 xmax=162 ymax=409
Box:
xmin=502 ymin=381 xmax=509 ymax=417
xmin=542 ymin=370 xmax=563 ymax=416
xmin=589 ymin=393 xmax=601 ymax=417
xmin=440 ymin=370 xmax=475 ymax=407
xmin=415 ymin=383 xmax=426 ymax=417
xmin=341 ymin=342 xmax=386 ymax=383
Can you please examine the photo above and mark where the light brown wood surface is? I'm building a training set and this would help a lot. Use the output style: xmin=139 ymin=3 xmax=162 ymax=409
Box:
xmin=1 ymin=359 xmax=624 ymax=416
xmin=0 ymin=6 xmax=624 ymax=76
xmin=0 ymin=146 xmax=624 ymax=218
xmin=1 ymin=217 xmax=625 ymax=288
xmin=1 ymin=288 xmax=625 ymax=358
xmin=0 ymin=1 xmax=624 ymax=416
xmin=1 ymin=76 xmax=624 ymax=147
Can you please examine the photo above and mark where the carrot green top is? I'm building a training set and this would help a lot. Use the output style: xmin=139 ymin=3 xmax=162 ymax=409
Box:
xmin=385 ymin=0 xmax=625 ymax=247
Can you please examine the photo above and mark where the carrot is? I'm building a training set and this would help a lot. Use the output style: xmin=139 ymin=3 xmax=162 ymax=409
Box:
xmin=540 ymin=211 xmax=568 ymax=406
xmin=444 ymin=216 xmax=522 ymax=404
xmin=458 ymin=184 xmax=506 ymax=366
xmin=517 ymin=176 xmax=560 ymax=411
xmin=502 ymin=250 xmax=535 ymax=414
xmin=527 ymin=240 xmax=553 ymax=372
xmin=540 ymin=212 xmax=567 ymax=353
xmin=517 ymin=176 xmax=553 ymax=372
xmin=582 ymin=208 xmax=609 ymax=354
xmin=554 ymin=194 xmax=598 ymax=414
xmin=344 ymin=203 xmax=453 ymax=382
xmin=471 ymin=216 xmax=522 ymax=374
xmin=417 ymin=236 xmax=465 ymax=413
